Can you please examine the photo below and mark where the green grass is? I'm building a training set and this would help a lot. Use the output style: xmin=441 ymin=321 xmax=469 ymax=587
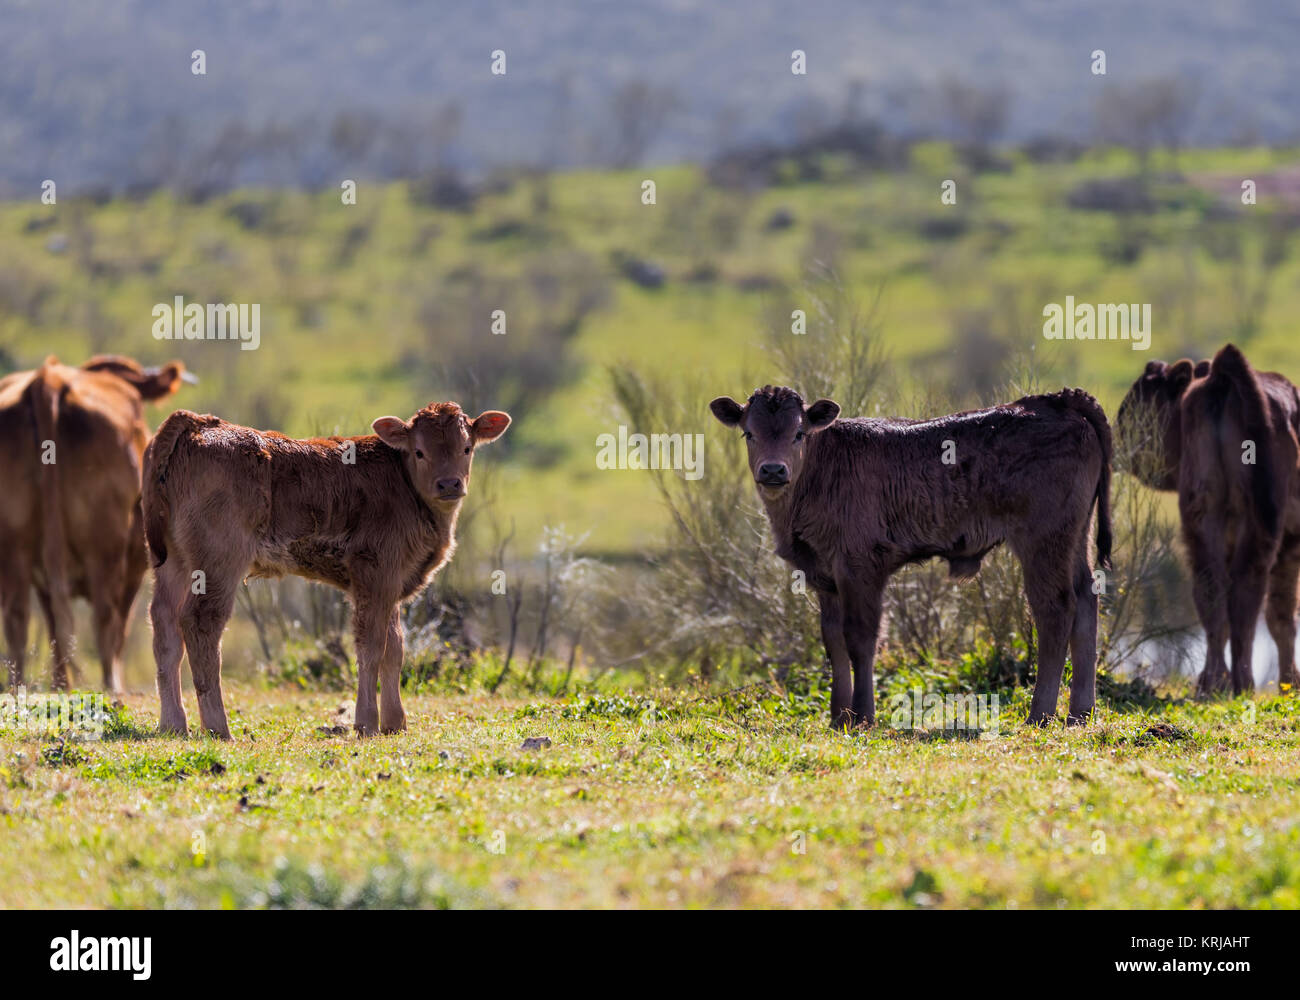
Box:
xmin=2 ymin=683 xmax=1298 ymax=908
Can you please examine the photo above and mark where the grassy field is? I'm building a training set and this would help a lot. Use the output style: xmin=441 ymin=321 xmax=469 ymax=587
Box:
xmin=4 ymin=147 xmax=1300 ymax=909
xmin=2 ymin=682 xmax=1298 ymax=908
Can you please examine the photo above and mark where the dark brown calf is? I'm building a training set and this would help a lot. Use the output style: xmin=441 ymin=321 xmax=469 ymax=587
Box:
xmin=0 ymin=355 xmax=189 ymax=692
xmin=710 ymin=385 xmax=1113 ymax=729
xmin=142 ymin=402 xmax=510 ymax=738
xmin=1117 ymin=343 xmax=1300 ymax=694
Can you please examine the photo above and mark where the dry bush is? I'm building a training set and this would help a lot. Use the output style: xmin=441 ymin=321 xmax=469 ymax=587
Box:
xmin=604 ymin=364 xmax=822 ymax=679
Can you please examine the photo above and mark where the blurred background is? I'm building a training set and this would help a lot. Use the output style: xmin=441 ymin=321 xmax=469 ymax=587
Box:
xmin=2 ymin=0 xmax=1299 ymax=699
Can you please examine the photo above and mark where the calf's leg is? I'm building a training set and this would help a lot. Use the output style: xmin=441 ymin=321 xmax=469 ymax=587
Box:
xmin=1226 ymin=530 xmax=1275 ymax=695
xmin=817 ymin=590 xmax=853 ymax=730
xmin=836 ymin=572 xmax=885 ymax=728
xmin=179 ymin=581 xmax=236 ymax=740
xmin=1021 ymin=544 xmax=1077 ymax=725
xmin=1184 ymin=524 xmax=1231 ymax=695
xmin=150 ymin=560 xmax=189 ymax=735
xmin=1067 ymin=552 xmax=1099 ymax=725
xmin=378 ymin=607 xmax=407 ymax=734
xmin=352 ymin=600 xmax=386 ymax=737
xmin=1264 ymin=533 xmax=1300 ymax=690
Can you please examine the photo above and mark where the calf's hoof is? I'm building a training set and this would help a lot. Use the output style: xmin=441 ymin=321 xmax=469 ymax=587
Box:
xmin=158 ymin=711 xmax=189 ymax=737
xmin=1065 ymin=711 xmax=1092 ymax=727
xmin=1025 ymin=712 xmax=1055 ymax=727
xmin=380 ymin=714 xmax=407 ymax=736
xmin=1195 ymin=670 xmax=1231 ymax=698
xmin=830 ymin=710 xmax=854 ymax=732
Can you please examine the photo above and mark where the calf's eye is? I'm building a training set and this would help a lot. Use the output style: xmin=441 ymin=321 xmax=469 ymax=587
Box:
xmin=464 ymin=446 xmax=472 ymax=454
xmin=795 ymin=431 xmax=806 ymax=442
xmin=742 ymin=431 xmax=753 ymax=440
xmin=415 ymin=449 xmax=424 ymax=459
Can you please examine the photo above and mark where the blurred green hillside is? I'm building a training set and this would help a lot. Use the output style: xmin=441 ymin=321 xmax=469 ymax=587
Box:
xmin=4 ymin=143 xmax=1300 ymax=558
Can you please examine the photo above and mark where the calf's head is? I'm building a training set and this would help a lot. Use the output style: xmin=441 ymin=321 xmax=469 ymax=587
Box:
xmin=1116 ymin=358 xmax=1207 ymax=490
xmin=372 ymin=402 xmax=511 ymax=509
xmin=709 ymin=385 xmax=839 ymax=495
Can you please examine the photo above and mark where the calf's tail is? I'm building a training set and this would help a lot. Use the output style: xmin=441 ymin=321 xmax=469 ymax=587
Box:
xmin=142 ymin=410 xmax=195 ymax=568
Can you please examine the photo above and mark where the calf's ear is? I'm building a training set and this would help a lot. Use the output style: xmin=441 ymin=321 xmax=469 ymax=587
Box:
xmin=472 ymin=410 xmax=512 ymax=443
xmin=372 ymin=416 xmax=411 ymax=450
xmin=709 ymin=396 xmax=745 ymax=427
xmin=805 ymin=398 xmax=840 ymax=430
xmin=1168 ymin=360 xmax=1196 ymax=394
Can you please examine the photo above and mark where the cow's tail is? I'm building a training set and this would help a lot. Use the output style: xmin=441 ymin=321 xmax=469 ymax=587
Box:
xmin=30 ymin=359 xmax=70 ymax=592
xmin=28 ymin=359 xmax=78 ymax=682
xmin=1060 ymin=388 xmax=1114 ymax=570
xmin=1204 ymin=343 xmax=1279 ymax=538
xmin=143 ymin=410 xmax=195 ymax=568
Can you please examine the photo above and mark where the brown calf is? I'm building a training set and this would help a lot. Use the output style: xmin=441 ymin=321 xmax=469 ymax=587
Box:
xmin=710 ymin=385 xmax=1113 ymax=729
xmin=1117 ymin=343 xmax=1300 ymax=694
xmin=142 ymin=402 xmax=511 ymax=738
xmin=0 ymin=355 xmax=190 ymax=691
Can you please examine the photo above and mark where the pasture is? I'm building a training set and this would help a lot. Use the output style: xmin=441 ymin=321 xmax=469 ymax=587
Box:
xmin=1 ymin=681 xmax=1297 ymax=908
xmin=5 ymin=137 xmax=1300 ymax=913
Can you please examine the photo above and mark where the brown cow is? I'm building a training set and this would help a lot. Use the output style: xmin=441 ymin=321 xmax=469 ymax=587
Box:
xmin=142 ymin=402 xmax=511 ymax=738
xmin=710 ymin=385 xmax=1113 ymax=729
xmin=1117 ymin=343 xmax=1300 ymax=694
xmin=0 ymin=355 xmax=190 ymax=692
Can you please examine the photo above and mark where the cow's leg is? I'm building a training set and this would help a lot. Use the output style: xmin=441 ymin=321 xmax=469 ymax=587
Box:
xmin=1067 ymin=550 xmax=1099 ymax=725
xmin=1184 ymin=524 xmax=1231 ymax=696
xmin=116 ymin=501 xmax=150 ymax=670
xmin=40 ymin=526 xmax=77 ymax=691
xmin=1264 ymin=533 xmax=1300 ymax=691
xmin=1226 ymin=531 xmax=1274 ymax=695
xmin=91 ymin=596 xmax=125 ymax=695
xmin=88 ymin=546 xmax=127 ymax=695
xmin=836 ymin=572 xmax=885 ymax=728
xmin=352 ymin=600 xmax=382 ymax=737
xmin=179 ymin=579 xmax=236 ymax=740
xmin=150 ymin=559 xmax=189 ymax=736
xmin=1022 ymin=545 xmax=1076 ymax=725
xmin=0 ymin=562 xmax=30 ymax=690
xmin=818 ymin=590 xmax=853 ymax=730
xmin=378 ymin=606 xmax=407 ymax=735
